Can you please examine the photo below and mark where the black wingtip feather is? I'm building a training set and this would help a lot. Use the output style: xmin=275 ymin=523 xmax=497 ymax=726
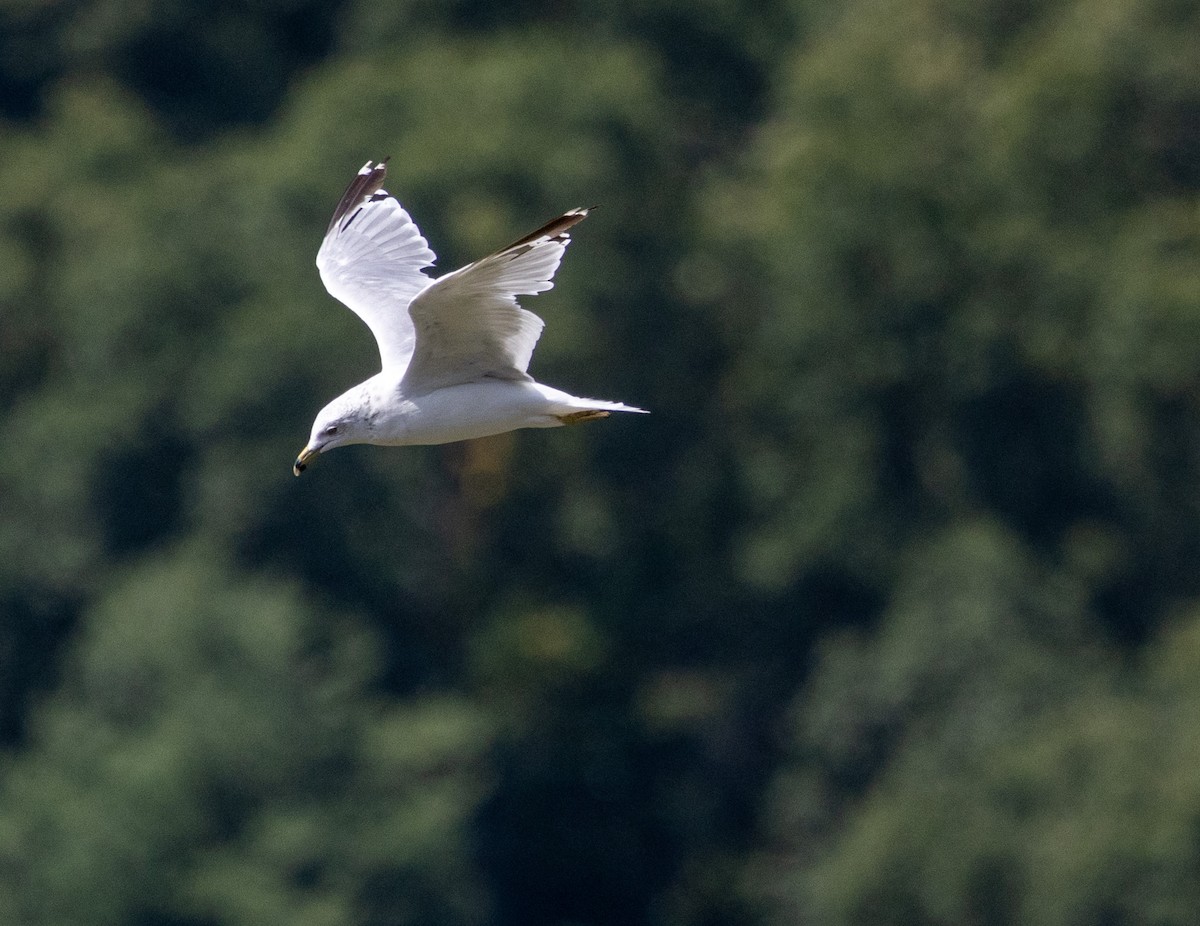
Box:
xmin=326 ymin=159 xmax=389 ymax=235
xmin=496 ymin=207 xmax=591 ymax=255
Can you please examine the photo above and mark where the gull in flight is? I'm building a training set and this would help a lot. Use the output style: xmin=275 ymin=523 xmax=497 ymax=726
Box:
xmin=294 ymin=160 xmax=646 ymax=476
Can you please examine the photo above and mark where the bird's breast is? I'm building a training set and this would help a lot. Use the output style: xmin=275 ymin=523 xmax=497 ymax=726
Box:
xmin=377 ymin=381 xmax=551 ymax=446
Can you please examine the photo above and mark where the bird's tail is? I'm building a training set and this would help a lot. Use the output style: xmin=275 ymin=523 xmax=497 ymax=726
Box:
xmin=570 ymin=397 xmax=649 ymax=414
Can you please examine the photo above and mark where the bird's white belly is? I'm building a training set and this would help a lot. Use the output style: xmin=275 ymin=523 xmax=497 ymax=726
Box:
xmin=376 ymin=380 xmax=565 ymax=446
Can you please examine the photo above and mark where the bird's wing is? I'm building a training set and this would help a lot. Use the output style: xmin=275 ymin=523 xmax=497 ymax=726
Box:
xmin=316 ymin=160 xmax=437 ymax=372
xmin=400 ymin=208 xmax=589 ymax=395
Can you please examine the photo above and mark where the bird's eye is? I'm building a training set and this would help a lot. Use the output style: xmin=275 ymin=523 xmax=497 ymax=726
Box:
xmin=324 ymin=425 xmax=339 ymax=436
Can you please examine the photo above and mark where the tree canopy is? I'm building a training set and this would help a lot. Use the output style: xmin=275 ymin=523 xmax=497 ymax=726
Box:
xmin=1 ymin=0 xmax=1198 ymax=923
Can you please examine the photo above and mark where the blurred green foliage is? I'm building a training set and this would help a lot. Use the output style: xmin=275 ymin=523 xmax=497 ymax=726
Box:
xmin=0 ymin=0 xmax=1198 ymax=923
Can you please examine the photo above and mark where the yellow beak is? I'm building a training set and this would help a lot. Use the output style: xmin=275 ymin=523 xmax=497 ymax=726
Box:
xmin=293 ymin=446 xmax=319 ymax=476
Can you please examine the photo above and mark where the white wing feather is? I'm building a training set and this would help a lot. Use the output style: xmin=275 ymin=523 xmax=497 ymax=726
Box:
xmin=400 ymin=208 xmax=589 ymax=395
xmin=315 ymin=162 xmax=437 ymax=372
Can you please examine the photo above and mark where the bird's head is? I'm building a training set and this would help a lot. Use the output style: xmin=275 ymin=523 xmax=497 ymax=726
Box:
xmin=293 ymin=395 xmax=371 ymax=476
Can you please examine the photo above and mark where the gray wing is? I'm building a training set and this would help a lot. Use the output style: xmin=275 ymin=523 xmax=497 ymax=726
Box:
xmin=315 ymin=161 xmax=437 ymax=372
xmin=400 ymin=208 xmax=589 ymax=395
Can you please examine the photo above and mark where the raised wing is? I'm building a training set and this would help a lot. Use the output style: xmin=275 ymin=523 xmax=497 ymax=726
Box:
xmin=316 ymin=161 xmax=437 ymax=372
xmin=400 ymin=208 xmax=589 ymax=395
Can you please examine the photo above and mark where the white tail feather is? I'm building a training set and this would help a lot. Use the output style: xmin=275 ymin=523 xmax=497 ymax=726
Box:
xmin=570 ymin=397 xmax=649 ymax=414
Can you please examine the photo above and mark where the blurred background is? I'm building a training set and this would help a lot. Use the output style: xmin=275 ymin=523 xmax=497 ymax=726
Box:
xmin=1 ymin=0 xmax=1199 ymax=923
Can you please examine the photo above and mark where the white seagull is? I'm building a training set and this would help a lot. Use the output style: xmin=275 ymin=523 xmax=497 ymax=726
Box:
xmin=294 ymin=160 xmax=646 ymax=476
